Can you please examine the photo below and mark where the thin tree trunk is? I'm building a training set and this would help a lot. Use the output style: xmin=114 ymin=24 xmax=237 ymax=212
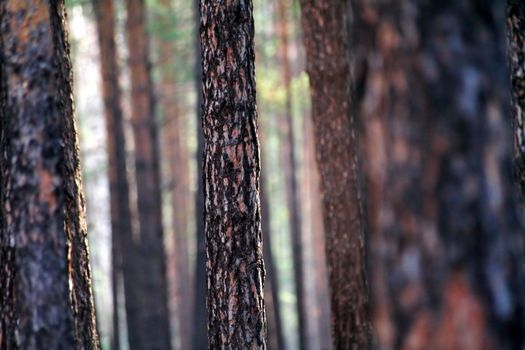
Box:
xmin=0 ymin=1 xmax=99 ymax=348
xmin=303 ymin=113 xmax=332 ymax=350
xmin=351 ymin=1 xmax=525 ymax=348
xmin=508 ymin=0 xmax=525 ymax=196
xmin=275 ymin=1 xmax=307 ymax=348
xmin=93 ymin=0 xmax=140 ymax=348
xmin=261 ymin=135 xmax=286 ymax=350
xmin=125 ymin=0 xmax=171 ymax=348
xmin=192 ymin=0 xmax=207 ymax=347
xmin=200 ymin=0 xmax=267 ymax=347
xmin=299 ymin=1 xmax=372 ymax=348
xmin=156 ymin=1 xmax=192 ymax=348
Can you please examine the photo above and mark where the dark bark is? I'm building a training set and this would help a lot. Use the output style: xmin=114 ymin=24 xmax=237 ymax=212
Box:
xmin=93 ymin=0 xmax=140 ymax=348
xmin=299 ymin=1 xmax=372 ymax=348
xmin=125 ymin=0 xmax=171 ymax=348
xmin=0 ymin=1 xmax=99 ymax=348
xmin=200 ymin=0 xmax=267 ymax=348
xmin=275 ymin=1 xmax=307 ymax=348
xmin=508 ymin=0 xmax=525 ymax=197
xmin=351 ymin=1 xmax=525 ymax=349
xmin=192 ymin=0 xmax=207 ymax=347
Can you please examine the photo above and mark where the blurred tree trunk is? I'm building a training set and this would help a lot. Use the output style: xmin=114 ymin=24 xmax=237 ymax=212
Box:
xmin=261 ymin=133 xmax=286 ymax=350
xmin=508 ymin=0 xmax=525 ymax=196
xmin=192 ymin=0 xmax=207 ymax=347
xmin=275 ymin=1 xmax=307 ymax=348
xmin=299 ymin=1 xmax=372 ymax=348
xmin=125 ymin=0 xmax=171 ymax=348
xmin=156 ymin=1 xmax=193 ymax=349
xmin=93 ymin=0 xmax=141 ymax=348
xmin=303 ymin=113 xmax=332 ymax=350
xmin=200 ymin=0 xmax=267 ymax=348
xmin=351 ymin=1 xmax=525 ymax=348
xmin=0 ymin=1 xmax=99 ymax=348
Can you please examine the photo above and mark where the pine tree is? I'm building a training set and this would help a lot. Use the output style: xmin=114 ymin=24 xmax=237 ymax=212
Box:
xmin=93 ymin=0 xmax=139 ymax=348
xmin=351 ymin=0 xmax=525 ymax=348
xmin=0 ymin=1 xmax=99 ymax=348
xmin=200 ymin=0 xmax=267 ymax=347
xmin=125 ymin=0 xmax=171 ymax=348
xmin=299 ymin=0 xmax=372 ymax=348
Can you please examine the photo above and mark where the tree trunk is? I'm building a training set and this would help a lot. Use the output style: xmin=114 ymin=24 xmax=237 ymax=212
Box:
xmin=200 ymin=0 xmax=267 ymax=347
xmin=261 ymin=133 xmax=286 ymax=350
xmin=192 ymin=0 xmax=207 ymax=347
xmin=0 ymin=1 xmax=99 ymax=348
xmin=275 ymin=1 xmax=307 ymax=348
xmin=303 ymin=112 xmax=332 ymax=350
xmin=93 ymin=0 xmax=140 ymax=348
xmin=125 ymin=0 xmax=171 ymax=348
xmin=299 ymin=1 xmax=372 ymax=348
xmin=156 ymin=1 xmax=192 ymax=348
xmin=350 ymin=1 xmax=525 ymax=348
xmin=508 ymin=0 xmax=525 ymax=196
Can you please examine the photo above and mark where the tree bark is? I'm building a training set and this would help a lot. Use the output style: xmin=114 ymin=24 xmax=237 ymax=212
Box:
xmin=200 ymin=0 xmax=267 ymax=347
xmin=275 ymin=1 xmax=307 ymax=348
xmin=299 ymin=1 xmax=372 ymax=348
xmin=508 ymin=0 xmax=525 ymax=197
xmin=125 ymin=0 xmax=171 ymax=348
xmin=0 ymin=0 xmax=99 ymax=348
xmin=351 ymin=1 xmax=525 ymax=348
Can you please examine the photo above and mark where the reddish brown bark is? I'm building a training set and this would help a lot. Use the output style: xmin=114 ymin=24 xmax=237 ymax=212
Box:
xmin=200 ymin=0 xmax=267 ymax=347
xmin=0 ymin=0 xmax=99 ymax=348
xmin=299 ymin=1 xmax=372 ymax=348
xmin=125 ymin=0 xmax=171 ymax=348
xmin=351 ymin=1 xmax=525 ymax=348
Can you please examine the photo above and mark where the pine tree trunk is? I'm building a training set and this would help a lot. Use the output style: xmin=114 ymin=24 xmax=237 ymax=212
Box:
xmin=275 ymin=1 xmax=307 ymax=348
xmin=351 ymin=1 xmax=525 ymax=348
xmin=508 ymin=0 xmax=525 ymax=196
xmin=299 ymin=1 xmax=372 ymax=348
xmin=0 ymin=1 xmax=99 ymax=348
xmin=125 ymin=0 xmax=171 ymax=348
xmin=200 ymin=0 xmax=267 ymax=347
xmin=92 ymin=0 xmax=143 ymax=348
xmin=193 ymin=0 xmax=207 ymax=347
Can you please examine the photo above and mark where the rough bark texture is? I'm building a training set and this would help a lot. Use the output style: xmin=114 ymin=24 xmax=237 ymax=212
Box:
xmin=125 ymin=0 xmax=171 ymax=348
xmin=192 ymin=0 xmax=207 ymax=346
xmin=93 ymin=0 xmax=139 ymax=348
xmin=299 ymin=1 xmax=372 ymax=348
xmin=351 ymin=1 xmax=525 ymax=349
xmin=275 ymin=1 xmax=307 ymax=348
xmin=200 ymin=0 xmax=267 ymax=348
xmin=508 ymin=0 xmax=525 ymax=196
xmin=0 ymin=0 xmax=99 ymax=348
